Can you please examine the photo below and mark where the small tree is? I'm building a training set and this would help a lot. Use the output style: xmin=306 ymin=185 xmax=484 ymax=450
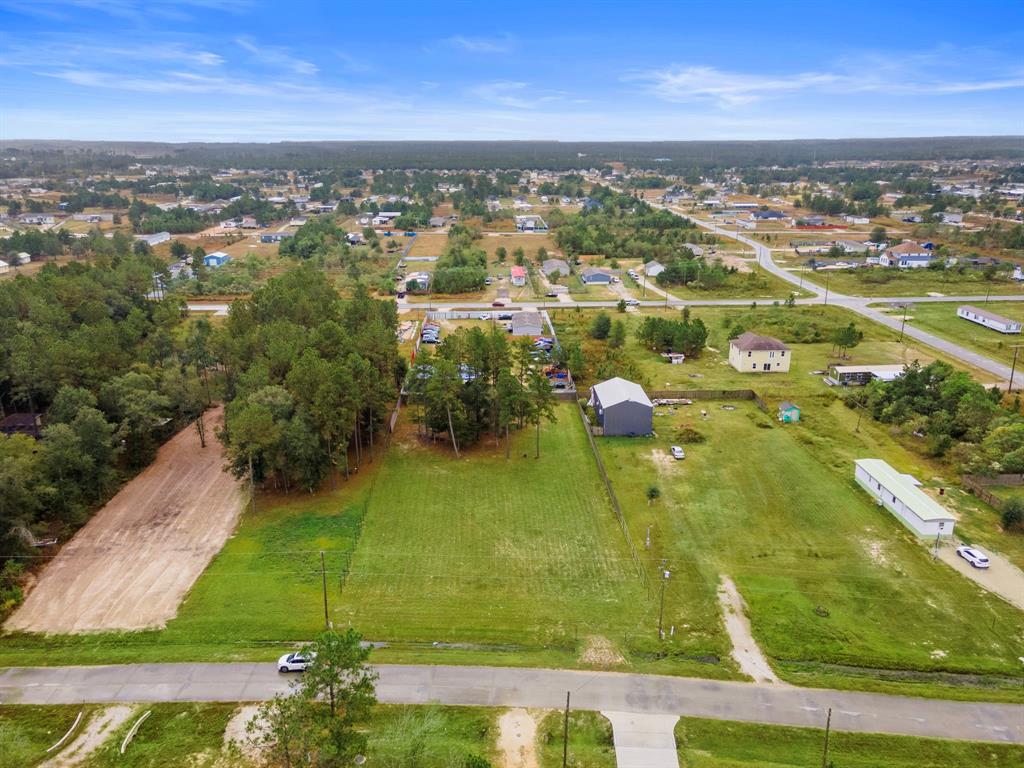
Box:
xmin=1002 ymin=497 xmax=1024 ymax=532
xmin=609 ymin=320 xmax=626 ymax=349
xmin=616 ymin=299 xmax=627 ymax=313
xmin=870 ymin=225 xmax=887 ymax=243
xmin=646 ymin=484 xmax=661 ymax=506
xmin=590 ymin=311 xmax=612 ymax=340
xmin=496 ymin=246 xmax=507 ymax=263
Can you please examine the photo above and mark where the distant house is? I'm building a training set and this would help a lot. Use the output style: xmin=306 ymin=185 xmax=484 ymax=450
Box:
xmin=644 ymin=260 xmax=665 ymax=277
xmin=835 ymin=239 xmax=869 ymax=254
xmin=510 ymin=265 xmax=527 ymax=286
xmin=203 ymin=251 xmax=231 ymax=268
xmin=14 ymin=252 xmax=31 ymax=265
xmin=588 ymin=377 xmax=653 ymax=436
xmin=514 ymin=214 xmax=548 ymax=232
xmin=778 ymin=402 xmax=801 ymax=423
xmin=957 ymin=305 xmax=1022 ymax=334
xmin=260 ymin=232 xmax=294 ymax=243
xmin=580 ymin=267 xmax=613 ymax=285
xmin=135 ymin=231 xmax=171 ymax=247
xmin=751 ymin=209 xmax=785 ymax=220
xmin=728 ymin=332 xmax=791 ymax=373
xmin=880 ymin=241 xmax=932 ymax=268
xmin=843 ymin=214 xmax=870 ymax=225
xmin=510 ymin=311 xmax=544 ymax=336
xmin=827 ymin=364 xmax=907 ymax=386
xmin=0 ymin=412 xmax=41 ymax=437
xmin=684 ymin=244 xmax=704 ymax=257
xmin=428 ymin=216 xmax=447 ymax=228
xmin=854 ymin=459 xmax=955 ymax=538
xmin=405 ymin=271 xmax=431 ymax=291
xmin=940 ymin=211 xmax=964 ymax=225
xmin=0 ymin=259 xmax=9 ymax=275
xmin=239 ymin=216 xmax=259 ymax=229
xmin=72 ymin=213 xmax=114 ymax=223
xmin=372 ymin=211 xmax=402 ymax=226
xmin=541 ymin=258 xmax=570 ymax=277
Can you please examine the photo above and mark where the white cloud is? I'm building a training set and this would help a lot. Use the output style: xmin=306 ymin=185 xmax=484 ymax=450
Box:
xmin=468 ymin=80 xmax=570 ymax=109
xmin=235 ymin=37 xmax=318 ymax=75
xmin=445 ymin=34 xmax=514 ymax=54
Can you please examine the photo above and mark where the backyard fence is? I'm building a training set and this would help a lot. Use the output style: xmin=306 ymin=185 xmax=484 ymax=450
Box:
xmin=962 ymin=475 xmax=1015 ymax=511
xmin=576 ymin=401 xmax=649 ymax=593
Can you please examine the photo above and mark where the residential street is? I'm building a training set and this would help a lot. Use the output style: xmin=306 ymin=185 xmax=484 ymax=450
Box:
xmin=1 ymin=663 xmax=1022 ymax=744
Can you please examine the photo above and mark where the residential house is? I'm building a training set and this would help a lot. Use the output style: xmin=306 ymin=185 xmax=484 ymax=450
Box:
xmin=72 ymin=213 xmax=114 ymax=223
xmin=751 ymin=209 xmax=786 ymax=221
xmin=842 ymin=214 xmax=870 ymax=225
xmin=428 ymin=216 xmax=447 ymax=228
xmin=644 ymin=260 xmax=665 ymax=277
xmin=588 ymin=377 xmax=653 ymax=436
xmin=514 ymin=214 xmax=548 ymax=232
xmin=14 ymin=252 xmax=31 ymax=265
xmin=510 ymin=311 xmax=544 ymax=336
xmin=940 ymin=211 xmax=964 ymax=225
xmin=541 ymin=258 xmax=570 ymax=277
xmin=0 ymin=259 xmax=8 ymax=275
xmin=260 ymin=232 xmax=294 ymax=243
xmin=880 ymin=241 xmax=932 ymax=268
xmin=239 ymin=216 xmax=259 ymax=229
xmin=0 ymin=413 xmax=41 ymax=437
xmin=510 ymin=265 xmax=527 ymax=286
xmin=405 ymin=271 xmax=431 ymax=291
xmin=778 ymin=402 xmax=801 ymax=423
xmin=728 ymin=332 xmax=791 ymax=373
xmin=854 ymin=459 xmax=955 ymax=538
xmin=835 ymin=239 xmax=869 ymax=254
xmin=957 ymin=305 xmax=1022 ymax=334
xmin=580 ymin=267 xmax=613 ymax=285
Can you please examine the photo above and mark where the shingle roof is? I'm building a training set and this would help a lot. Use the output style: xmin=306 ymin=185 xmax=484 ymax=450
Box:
xmin=887 ymin=241 xmax=930 ymax=255
xmin=591 ymin=377 xmax=653 ymax=409
xmin=730 ymin=331 xmax=789 ymax=352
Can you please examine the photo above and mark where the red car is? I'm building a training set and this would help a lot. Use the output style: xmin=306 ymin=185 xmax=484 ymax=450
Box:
xmin=492 ymin=300 xmax=505 ymax=307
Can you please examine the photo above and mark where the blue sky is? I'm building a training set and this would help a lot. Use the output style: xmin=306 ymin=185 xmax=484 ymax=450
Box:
xmin=1 ymin=0 xmax=1022 ymax=142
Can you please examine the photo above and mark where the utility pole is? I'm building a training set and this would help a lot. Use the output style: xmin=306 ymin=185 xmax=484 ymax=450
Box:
xmin=933 ymin=526 xmax=943 ymax=560
xmin=898 ymin=303 xmax=908 ymax=343
xmin=821 ymin=708 xmax=832 ymax=768
xmin=1009 ymin=345 xmax=1022 ymax=394
xmin=320 ymin=551 xmax=329 ymax=629
xmin=657 ymin=566 xmax=670 ymax=638
xmin=562 ymin=691 xmax=570 ymax=768
xmin=823 ymin=273 xmax=830 ymax=306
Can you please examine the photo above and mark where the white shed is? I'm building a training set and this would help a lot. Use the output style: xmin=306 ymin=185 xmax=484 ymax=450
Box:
xmin=854 ymin=459 xmax=955 ymax=538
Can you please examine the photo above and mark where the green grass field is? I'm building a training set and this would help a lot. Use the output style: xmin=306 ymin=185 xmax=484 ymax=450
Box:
xmin=367 ymin=705 xmax=497 ymax=767
xmin=0 ymin=705 xmax=95 ymax=768
xmin=538 ymin=710 xmax=616 ymax=768
xmin=89 ymin=703 xmax=235 ymax=768
xmin=676 ymin=718 xmax=1024 ymax=767
xmin=874 ymin=300 xmax=1024 ymax=366
xmin=334 ymin=406 xmax=660 ymax=656
xmin=811 ymin=268 xmax=1024 ymax=298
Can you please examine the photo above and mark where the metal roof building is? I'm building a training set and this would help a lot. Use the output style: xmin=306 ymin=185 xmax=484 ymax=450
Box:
xmin=854 ymin=459 xmax=955 ymax=538
xmin=588 ymin=377 xmax=653 ymax=436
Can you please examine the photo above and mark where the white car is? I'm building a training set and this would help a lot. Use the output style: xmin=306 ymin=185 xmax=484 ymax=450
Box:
xmin=956 ymin=546 xmax=990 ymax=569
xmin=277 ymin=652 xmax=313 ymax=672
xmin=625 ymin=298 xmax=640 ymax=306
xmin=670 ymin=445 xmax=685 ymax=460
xmin=477 ymin=313 xmax=491 ymax=320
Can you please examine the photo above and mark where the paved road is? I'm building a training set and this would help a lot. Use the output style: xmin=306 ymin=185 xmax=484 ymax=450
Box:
xmin=604 ymin=712 xmax=681 ymax=768
xmin=1 ymin=663 xmax=1022 ymax=744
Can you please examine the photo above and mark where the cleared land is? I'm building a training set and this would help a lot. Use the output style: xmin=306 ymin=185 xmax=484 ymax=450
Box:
xmin=877 ymin=300 xmax=1024 ymax=366
xmin=335 ymin=406 xmax=654 ymax=652
xmin=6 ymin=408 xmax=244 ymax=634
xmin=810 ymin=268 xmax=1024 ymax=298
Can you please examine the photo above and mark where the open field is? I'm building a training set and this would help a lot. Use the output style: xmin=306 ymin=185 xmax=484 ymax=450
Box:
xmin=5 ymin=408 xmax=244 ymax=634
xmin=874 ymin=300 xmax=1024 ymax=366
xmin=809 ymin=268 xmax=1024 ymax=298
xmin=336 ymin=407 xmax=658 ymax=653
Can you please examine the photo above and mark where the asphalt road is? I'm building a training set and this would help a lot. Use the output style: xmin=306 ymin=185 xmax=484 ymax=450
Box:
xmin=1 ymin=663 xmax=1022 ymax=744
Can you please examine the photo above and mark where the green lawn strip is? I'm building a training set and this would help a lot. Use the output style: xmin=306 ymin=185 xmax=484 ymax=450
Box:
xmin=366 ymin=704 xmax=497 ymax=767
xmin=88 ymin=702 xmax=235 ymax=768
xmin=676 ymin=717 xmax=1024 ymax=767
xmin=537 ymin=710 xmax=616 ymax=768
xmin=937 ymin=485 xmax=1024 ymax=571
xmin=814 ymin=269 xmax=1023 ymax=298
xmin=873 ymin=300 xmax=1024 ymax=367
xmin=335 ymin=405 xmax=655 ymax=656
xmin=0 ymin=704 xmax=94 ymax=768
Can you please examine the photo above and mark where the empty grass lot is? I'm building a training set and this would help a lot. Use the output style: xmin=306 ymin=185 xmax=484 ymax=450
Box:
xmin=876 ymin=300 xmax=1024 ymax=366
xmin=810 ymin=268 xmax=1024 ymax=298
xmin=335 ymin=406 xmax=657 ymax=654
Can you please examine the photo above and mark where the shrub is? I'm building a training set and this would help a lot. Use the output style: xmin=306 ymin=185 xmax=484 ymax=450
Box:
xmin=675 ymin=426 xmax=706 ymax=443
xmin=1002 ymin=497 xmax=1024 ymax=532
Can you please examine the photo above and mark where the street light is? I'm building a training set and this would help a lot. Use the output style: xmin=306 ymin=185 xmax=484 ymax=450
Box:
xmin=657 ymin=568 xmax=671 ymax=638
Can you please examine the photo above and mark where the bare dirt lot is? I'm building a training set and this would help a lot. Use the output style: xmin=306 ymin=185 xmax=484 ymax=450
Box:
xmin=6 ymin=407 xmax=244 ymax=634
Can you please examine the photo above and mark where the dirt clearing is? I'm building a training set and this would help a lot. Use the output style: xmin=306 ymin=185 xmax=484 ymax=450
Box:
xmin=42 ymin=706 xmax=134 ymax=767
xmin=6 ymin=407 xmax=245 ymax=634
xmin=497 ymin=709 xmax=539 ymax=768
xmin=938 ymin=543 xmax=1024 ymax=611
xmin=717 ymin=575 xmax=782 ymax=684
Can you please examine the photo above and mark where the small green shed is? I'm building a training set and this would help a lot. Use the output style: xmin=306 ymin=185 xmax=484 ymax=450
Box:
xmin=778 ymin=402 xmax=801 ymax=423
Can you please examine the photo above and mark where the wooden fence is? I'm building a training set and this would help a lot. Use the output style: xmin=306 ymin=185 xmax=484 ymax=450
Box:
xmin=649 ymin=389 xmax=769 ymax=413
xmin=962 ymin=476 xmax=1012 ymax=511
xmin=576 ymin=402 xmax=649 ymax=593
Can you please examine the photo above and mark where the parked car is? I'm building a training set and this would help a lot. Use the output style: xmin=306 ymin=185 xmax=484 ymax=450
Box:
xmin=278 ymin=651 xmax=313 ymax=672
xmin=484 ymin=277 xmax=492 ymax=285
xmin=477 ymin=313 xmax=491 ymax=320
xmin=956 ymin=546 xmax=990 ymax=569
xmin=625 ymin=298 xmax=640 ymax=306
xmin=545 ymin=291 xmax=557 ymax=298
xmin=670 ymin=445 xmax=685 ymax=460
xmin=492 ymin=300 xmax=505 ymax=307
xmin=497 ymin=313 xmax=513 ymax=320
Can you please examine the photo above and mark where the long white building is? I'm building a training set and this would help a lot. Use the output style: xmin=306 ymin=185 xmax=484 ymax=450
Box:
xmin=854 ymin=459 xmax=955 ymax=538
xmin=957 ymin=305 xmax=1022 ymax=334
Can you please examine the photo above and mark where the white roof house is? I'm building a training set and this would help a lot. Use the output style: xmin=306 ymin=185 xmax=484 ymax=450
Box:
xmin=135 ymin=231 xmax=171 ymax=246
xmin=645 ymin=260 xmax=665 ymax=277
xmin=0 ymin=260 xmax=9 ymax=274
xmin=854 ymin=459 xmax=955 ymax=538
xmin=957 ymin=305 xmax=1022 ymax=334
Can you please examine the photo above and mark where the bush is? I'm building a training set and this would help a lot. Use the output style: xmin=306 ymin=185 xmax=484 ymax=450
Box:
xmin=675 ymin=426 xmax=706 ymax=443
xmin=1002 ymin=498 xmax=1024 ymax=532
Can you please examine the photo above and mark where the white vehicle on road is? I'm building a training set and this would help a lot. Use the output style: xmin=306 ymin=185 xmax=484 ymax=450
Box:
xmin=670 ymin=445 xmax=685 ymax=460
xmin=956 ymin=546 xmax=990 ymax=569
xmin=277 ymin=652 xmax=313 ymax=672
xmin=625 ymin=298 xmax=640 ymax=306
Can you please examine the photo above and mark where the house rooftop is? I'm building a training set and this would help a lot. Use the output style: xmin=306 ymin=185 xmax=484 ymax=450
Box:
xmin=855 ymin=459 xmax=955 ymax=522
xmin=592 ymin=377 xmax=652 ymax=408
xmin=958 ymin=305 xmax=1017 ymax=325
xmin=887 ymin=241 xmax=930 ymax=255
xmin=730 ymin=331 xmax=789 ymax=352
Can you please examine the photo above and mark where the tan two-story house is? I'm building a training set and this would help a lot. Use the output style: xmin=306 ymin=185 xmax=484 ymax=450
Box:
xmin=728 ymin=331 xmax=791 ymax=373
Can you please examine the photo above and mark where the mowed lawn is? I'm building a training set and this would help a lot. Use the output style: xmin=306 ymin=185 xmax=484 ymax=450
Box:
xmin=814 ymin=268 xmax=1024 ymax=298
xmin=335 ymin=404 xmax=653 ymax=650
xmin=878 ymin=300 xmax=1024 ymax=366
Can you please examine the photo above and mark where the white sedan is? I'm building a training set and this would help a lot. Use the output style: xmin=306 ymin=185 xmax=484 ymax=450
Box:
xmin=956 ymin=546 xmax=990 ymax=569
xmin=277 ymin=652 xmax=313 ymax=672
xmin=670 ymin=445 xmax=685 ymax=460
